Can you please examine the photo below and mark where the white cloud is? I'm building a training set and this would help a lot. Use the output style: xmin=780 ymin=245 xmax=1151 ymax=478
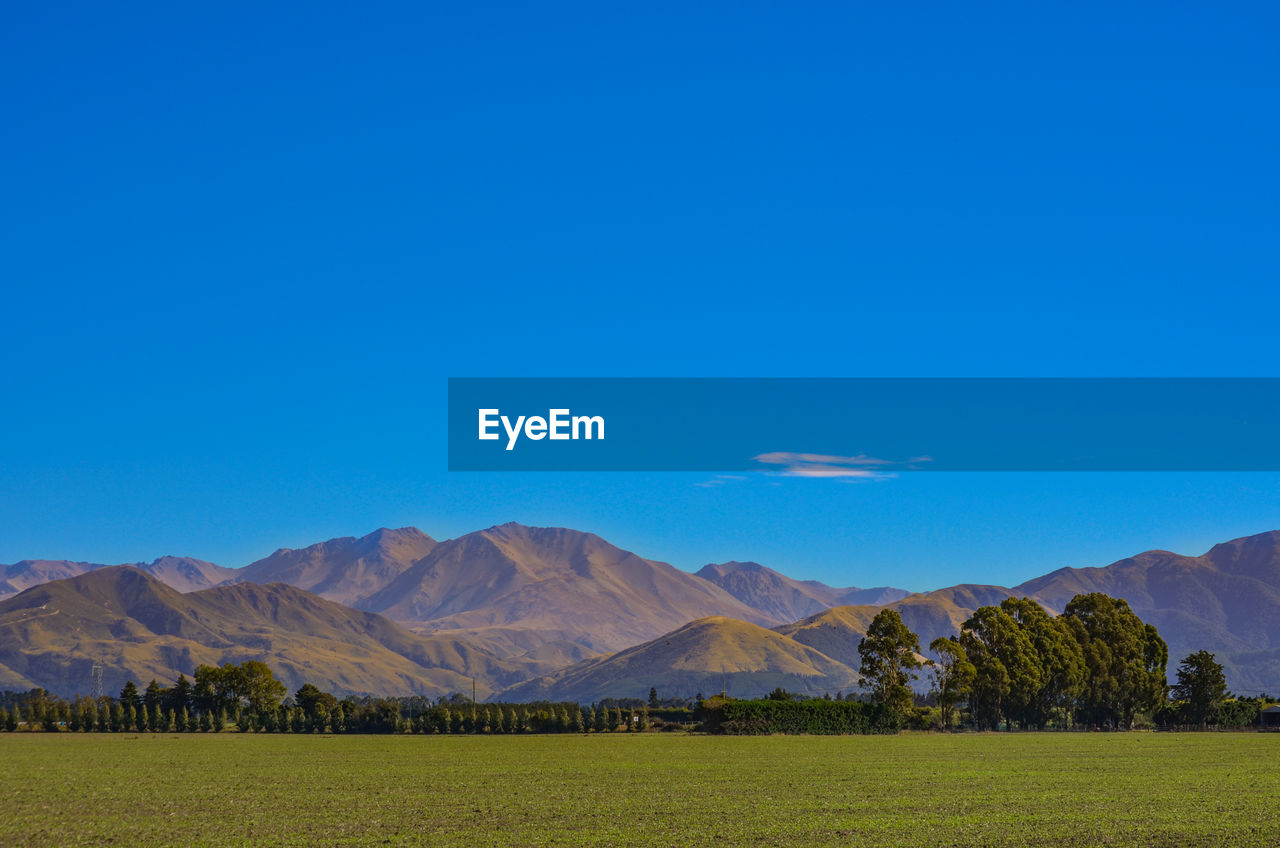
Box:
xmin=752 ymin=451 xmax=930 ymax=478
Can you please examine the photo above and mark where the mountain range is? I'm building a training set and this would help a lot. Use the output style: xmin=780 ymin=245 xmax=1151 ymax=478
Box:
xmin=3 ymin=524 xmax=1279 ymax=701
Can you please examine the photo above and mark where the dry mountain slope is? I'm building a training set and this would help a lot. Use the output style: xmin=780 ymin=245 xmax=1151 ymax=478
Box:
xmin=501 ymin=616 xmax=859 ymax=703
xmin=696 ymin=561 xmax=909 ymax=622
xmin=773 ymin=531 xmax=1280 ymax=694
xmin=0 ymin=566 xmax=538 ymax=699
xmin=228 ymin=527 xmax=436 ymax=606
xmin=1013 ymin=530 xmax=1280 ymax=694
xmin=0 ymin=557 xmax=234 ymax=598
xmin=775 ymin=584 xmax=1018 ymax=670
xmin=362 ymin=524 xmax=778 ymax=653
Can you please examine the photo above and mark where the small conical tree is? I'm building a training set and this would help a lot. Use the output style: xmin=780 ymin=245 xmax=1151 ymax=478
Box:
xmin=213 ymin=708 xmax=227 ymax=732
xmin=9 ymin=706 xmax=22 ymax=732
xmin=110 ymin=703 xmax=125 ymax=732
xmin=97 ymin=703 xmax=109 ymax=732
xmin=611 ymin=707 xmax=623 ymax=732
xmin=0 ymin=708 xmax=9 ymax=731
xmin=124 ymin=704 xmax=136 ymax=732
xmin=592 ymin=705 xmax=604 ymax=733
xmin=638 ymin=706 xmax=649 ymax=731
xmin=198 ymin=710 xmax=211 ymax=732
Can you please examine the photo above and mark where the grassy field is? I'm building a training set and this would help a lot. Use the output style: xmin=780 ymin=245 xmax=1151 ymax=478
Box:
xmin=3 ymin=732 xmax=1278 ymax=847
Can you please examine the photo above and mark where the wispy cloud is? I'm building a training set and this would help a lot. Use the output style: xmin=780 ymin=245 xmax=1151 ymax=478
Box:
xmin=753 ymin=451 xmax=931 ymax=479
xmin=694 ymin=474 xmax=749 ymax=488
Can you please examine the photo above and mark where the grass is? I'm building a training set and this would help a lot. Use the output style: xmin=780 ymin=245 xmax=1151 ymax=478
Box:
xmin=3 ymin=732 xmax=1279 ymax=846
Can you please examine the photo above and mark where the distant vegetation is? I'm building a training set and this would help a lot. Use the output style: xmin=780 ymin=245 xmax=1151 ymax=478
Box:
xmin=1 ymin=591 xmax=1274 ymax=735
xmin=844 ymin=592 xmax=1274 ymax=733
xmin=0 ymin=660 xmax=693 ymax=736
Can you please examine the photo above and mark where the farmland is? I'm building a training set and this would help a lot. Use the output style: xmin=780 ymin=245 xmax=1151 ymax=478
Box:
xmin=3 ymin=732 xmax=1278 ymax=846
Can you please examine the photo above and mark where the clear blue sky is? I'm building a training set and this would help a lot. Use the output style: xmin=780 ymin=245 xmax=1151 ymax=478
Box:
xmin=3 ymin=3 xmax=1278 ymax=590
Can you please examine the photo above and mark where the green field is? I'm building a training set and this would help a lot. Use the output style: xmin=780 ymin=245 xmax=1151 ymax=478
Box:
xmin=3 ymin=732 xmax=1278 ymax=846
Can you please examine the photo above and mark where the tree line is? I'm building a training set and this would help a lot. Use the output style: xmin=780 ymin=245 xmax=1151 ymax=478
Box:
xmin=857 ymin=591 xmax=1272 ymax=731
xmin=0 ymin=661 xmax=681 ymax=735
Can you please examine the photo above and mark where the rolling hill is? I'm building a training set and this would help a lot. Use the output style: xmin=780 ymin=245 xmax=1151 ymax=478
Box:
xmin=501 ymin=616 xmax=859 ymax=703
xmin=0 ymin=566 xmax=537 ymax=700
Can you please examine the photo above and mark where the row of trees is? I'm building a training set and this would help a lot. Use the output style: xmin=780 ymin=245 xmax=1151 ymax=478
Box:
xmin=0 ymin=663 xmax=668 ymax=734
xmin=858 ymin=592 xmax=1268 ymax=731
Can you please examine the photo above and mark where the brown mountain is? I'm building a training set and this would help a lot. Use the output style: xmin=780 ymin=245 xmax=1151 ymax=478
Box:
xmin=7 ymin=526 xmax=1280 ymax=699
xmin=361 ymin=524 xmax=777 ymax=653
xmin=501 ymin=616 xmax=859 ymax=703
xmin=1013 ymin=530 xmax=1280 ymax=694
xmin=0 ymin=566 xmax=537 ymax=699
xmin=229 ymin=527 xmax=437 ymax=606
xmin=1 ymin=556 xmax=235 ymax=598
xmin=695 ymin=561 xmax=909 ymax=622
xmin=1 ymin=560 xmax=101 ymax=597
xmin=775 ymin=584 xmax=1018 ymax=670
xmin=138 ymin=557 xmax=237 ymax=593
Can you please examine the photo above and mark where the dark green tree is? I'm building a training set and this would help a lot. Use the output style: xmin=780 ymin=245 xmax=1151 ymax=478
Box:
xmin=960 ymin=605 xmax=1042 ymax=730
xmin=1171 ymin=650 xmax=1228 ymax=729
xmin=143 ymin=680 xmax=165 ymax=712
xmin=119 ymin=680 xmax=141 ymax=709
xmin=928 ymin=636 xmax=975 ymax=730
xmin=1001 ymin=597 xmax=1086 ymax=728
xmin=165 ymin=674 xmax=192 ymax=715
xmin=857 ymin=608 xmax=924 ymax=720
xmin=1064 ymin=593 xmax=1168 ymax=729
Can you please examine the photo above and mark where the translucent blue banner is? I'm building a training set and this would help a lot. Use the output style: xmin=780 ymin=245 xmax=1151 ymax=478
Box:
xmin=447 ymin=378 xmax=1280 ymax=471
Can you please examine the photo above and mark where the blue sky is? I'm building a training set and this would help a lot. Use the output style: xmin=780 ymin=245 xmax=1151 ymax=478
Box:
xmin=3 ymin=3 xmax=1278 ymax=590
